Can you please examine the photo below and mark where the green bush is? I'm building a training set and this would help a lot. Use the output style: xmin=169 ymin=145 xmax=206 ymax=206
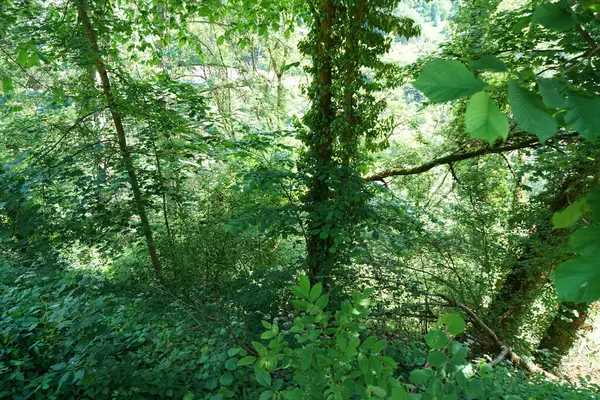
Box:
xmin=2 ymin=264 xmax=598 ymax=400
xmin=0 ymin=262 xmax=246 ymax=399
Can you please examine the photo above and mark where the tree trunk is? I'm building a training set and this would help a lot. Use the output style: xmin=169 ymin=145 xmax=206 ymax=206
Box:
xmin=484 ymin=167 xmax=592 ymax=346
xmin=305 ymin=0 xmax=336 ymax=285
xmin=77 ymin=3 xmax=163 ymax=281
xmin=538 ymin=302 xmax=590 ymax=367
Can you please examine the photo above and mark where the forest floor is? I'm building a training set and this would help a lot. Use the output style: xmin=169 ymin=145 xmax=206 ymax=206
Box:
xmin=1 ymin=257 xmax=599 ymax=399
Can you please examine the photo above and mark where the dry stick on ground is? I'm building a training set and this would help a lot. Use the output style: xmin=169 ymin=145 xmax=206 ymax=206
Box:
xmin=427 ymin=292 xmax=559 ymax=380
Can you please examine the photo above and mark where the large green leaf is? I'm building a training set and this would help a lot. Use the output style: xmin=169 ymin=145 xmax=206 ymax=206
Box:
xmin=565 ymin=95 xmax=600 ymax=142
xmin=409 ymin=368 xmax=434 ymax=385
xmin=508 ymin=80 xmax=557 ymax=141
xmin=553 ymin=257 xmax=600 ymax=303
xmin=552 ymin=198 xmax=590 ymax=228
xmin=427 ymin=350 xmax=448 ymax=369
xmin=413 ymin=59 xmax=486 ymax=103
xmin=569 ymin=226 xmax=600 ymax=257
xmin=537 ymin=77 xmax=566 ymax=109
xmin=2 ymin=76 xmax=13 ymax=94
xmin=465 ymin=91 xmax=509 ymax=143
xmin=468 ymin=55 xmax=507 ymax=72
xmin=438 ymin=313 xmax=466 ymax=335
xmin=533 ymin=2 xmax=577 ymax=31
xmin=424 ymin=330 xmax=448 ymax=349
xmin=390 ymin=386 xmax=410 ymax=400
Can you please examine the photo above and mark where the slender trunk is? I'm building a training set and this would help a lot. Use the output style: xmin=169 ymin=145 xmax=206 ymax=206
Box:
xmin=77 ymin=3 xmax=163 ymax=281
xmin=150 ymin=138 xmax=174 ymax=250
xmin=276 ymin=73 xmax=283 ymax=114
xmin=306 ymin=0 xmax=336 ymax=285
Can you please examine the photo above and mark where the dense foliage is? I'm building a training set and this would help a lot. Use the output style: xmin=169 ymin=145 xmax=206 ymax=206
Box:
xmin=1 ymin=0 xmax=599 ymax=399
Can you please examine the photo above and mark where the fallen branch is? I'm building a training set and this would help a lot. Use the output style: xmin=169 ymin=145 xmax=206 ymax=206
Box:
xmin=429 ymin=292 xmax=559 ymax=380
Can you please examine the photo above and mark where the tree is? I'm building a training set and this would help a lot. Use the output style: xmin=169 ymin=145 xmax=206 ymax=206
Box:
xmin=299 ymin=0 xmax=419 ymax=285
xmin=76 ymin=2 xmax=163 ymax=280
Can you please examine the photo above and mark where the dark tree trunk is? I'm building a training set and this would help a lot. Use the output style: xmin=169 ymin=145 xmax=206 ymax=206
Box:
xmin=306 ymin=0 xmax=336 ymax=285
xmin=77 ymin=3 xmax=164 ymax=282
xmin=538 ymin=302 xmax=590 ymax=367
xmin=484 ymin=168 xmax=591 ymax=346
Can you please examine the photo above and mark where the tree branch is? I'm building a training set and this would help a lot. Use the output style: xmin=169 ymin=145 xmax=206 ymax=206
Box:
xmin=428 ymin=292 xmax=559 ymax=380
xmin=364 ymin=134 xmax=577 ymax=182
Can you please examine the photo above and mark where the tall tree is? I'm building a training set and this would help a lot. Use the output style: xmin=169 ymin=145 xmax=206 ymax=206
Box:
xmin=76 ymin=2 xmax=163 ymax=280
xmin=300 ymin=0 xmax=419 ymax=284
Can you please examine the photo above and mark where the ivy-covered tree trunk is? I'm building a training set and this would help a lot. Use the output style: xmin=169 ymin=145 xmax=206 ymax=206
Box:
xmin=537 ymin=301 xmax=590 ymax=367
xmin=484 ymin=167 xmax=592 ymax=344
xmin=303 ymin=0 xmax=337 ymax=285
xmin=300 ymin=0 xmax=417 ymax=286
xmin=77 ymin=3 xmax=164 ymax=281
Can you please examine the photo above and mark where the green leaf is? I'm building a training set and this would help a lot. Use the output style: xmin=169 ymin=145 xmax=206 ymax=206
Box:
xmin=553 ymin=257 xmax=600 ymax=303
xmin=291 ymin=285 xmax=308 ymax=300
xmin=309 ymin=282 xmax=322 ymax=302
xmin=413 ymin=59 xmax=486 ymax=103
xmin=553 ymin=198 xmax=590 ymax=228
xmin=425 ymin=330 xmax=448 ymax=349
xmin=465 ymin=91 xmax=509 ymax=143
xmin=261 ymin=321 xmax=272 ymax=330
xmin=390 ymin=386 xmax=410 ymax=400
xmin=237 ymin=356 xmax=256 ymax=366
xmin=219 ymin=372 xmax=233 ymax=386
xmin=569 ymin=226 xmax=600 ymax=257
xmin=565 ymin=95 xmax=600 ymax=142
xmin=27 ymin=52 xmax=40 ymax=67
xmin=315 ymin=293 xmax=329 ymax=310
xmin=370 ymin=339 xmax=387 ymax=354
xmin=298 ymin=275 xmax=310 ymax=297
xmin=537 ymin=78 xmax=567 ymax=109
xmin=259 ymin=390 xmax=273 ymax=400
xmin=183 ymin=392 xmax=195 ymax=400
xmin=51 ymin=362 xmax=66 ymax=371
xmin=256 ymin=371 xmax=272 ymax=387
xmin=216 ymin=36 xmax=225 ymax=46
xmin=228 ymin=347 xmax=241 ymax=357
xmin=438 ymin=313 xmax=466 ymax=335
xmin=16 ymin=48 xmax=28 ymax=64
xmin=427 ymin=350 xmax=448 ymax=369
xmin=533 ymin=2 xmax=577 ymax=31
xmin=508 ymin=80 xmax=557 ymax=141
xmin=467 ymin=378 xmax=485 ymax=398
xmin=2 ymin=76 xmax=13 ymax=94
xmin=468 ymin=55 xmax=507 ymax=72
xmin=448 ymin=341 xmax=467 ymax=360
xmin=260 ymin=331 xmax=275 ymax=340
xmin=225 ymin=358 xmax=238 ymax=370
xmin=360 ymin=336 xmax=378 ymax=352
xmin=409 ymin=368 xmax=434 ymax=385
xmin=206 ymin=377 xmax=218 ymax=390
xmin=285 ymin=388 xmax=305 ymax=400
xmin=368 ymin=385 xmax=387 ymax=398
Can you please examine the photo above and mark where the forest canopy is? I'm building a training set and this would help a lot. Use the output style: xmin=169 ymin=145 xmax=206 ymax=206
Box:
xmin=0 ymin=0 xmax=599 ymax=399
